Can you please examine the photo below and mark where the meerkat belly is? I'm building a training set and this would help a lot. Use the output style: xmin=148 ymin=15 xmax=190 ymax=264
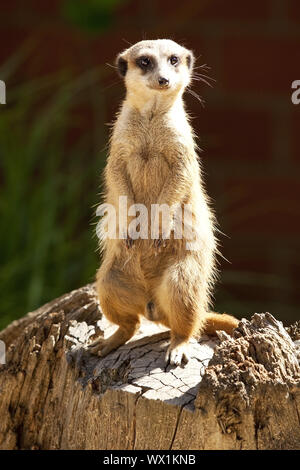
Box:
xmin=127 ymin=151 xmax=170 ymax=205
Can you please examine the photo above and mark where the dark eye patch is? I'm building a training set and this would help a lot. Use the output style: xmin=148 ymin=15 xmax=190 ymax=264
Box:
xmin=136 ymin=56 xmax=154 ymax=72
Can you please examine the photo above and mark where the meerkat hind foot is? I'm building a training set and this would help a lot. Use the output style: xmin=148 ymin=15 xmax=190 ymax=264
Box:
xmin=88 ymin=323 xmax=138 ymax=357
xmin=88 ymin=337 xmax=116 ymax=357
xmin=165 ymin=342 xmax=190 ymax=367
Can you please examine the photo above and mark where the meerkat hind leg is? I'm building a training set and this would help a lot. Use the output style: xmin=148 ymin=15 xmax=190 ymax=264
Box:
xmin=155 ymin=262 xmax=207 ymax=367
xmin=90 ymin=265 xmax=145 ymax=357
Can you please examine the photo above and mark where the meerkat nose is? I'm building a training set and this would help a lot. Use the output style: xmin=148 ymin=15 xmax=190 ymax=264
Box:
xmin=158 ymin=77 xmax=169 ymax=87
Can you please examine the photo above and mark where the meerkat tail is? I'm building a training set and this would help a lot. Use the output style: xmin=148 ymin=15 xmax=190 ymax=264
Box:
xmin=202 ymin=312 xmax=239 ymax=336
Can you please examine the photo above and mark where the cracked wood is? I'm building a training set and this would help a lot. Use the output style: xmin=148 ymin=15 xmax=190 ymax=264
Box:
xmin=0 ymin=284 xmax=299 ymax=449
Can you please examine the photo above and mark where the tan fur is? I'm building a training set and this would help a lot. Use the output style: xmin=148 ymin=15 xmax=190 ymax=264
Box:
xmin=89 ymin=40 xmax=238 ymax=365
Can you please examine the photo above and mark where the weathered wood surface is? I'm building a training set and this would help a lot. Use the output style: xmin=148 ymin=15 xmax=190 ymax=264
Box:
xmin=0 ymin=284 xmax=299 ymax=450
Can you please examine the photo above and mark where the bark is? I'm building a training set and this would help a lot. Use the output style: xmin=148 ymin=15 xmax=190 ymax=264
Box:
xmin=0 ymin=284 xmax=299 ymax=450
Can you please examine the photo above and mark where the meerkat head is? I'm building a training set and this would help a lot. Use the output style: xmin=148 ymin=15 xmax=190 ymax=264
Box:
xmin=116 ymin=39 xmax=194 ymax=107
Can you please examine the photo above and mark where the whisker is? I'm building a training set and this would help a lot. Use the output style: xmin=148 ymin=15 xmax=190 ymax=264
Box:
xmin=193 ymin=72 xmax=215 ymax=81
xmin=100 ymin=79 xmax=121 ymax=92
xmin=106 ymin=63 xmax=118 ymax=70
xmin=186 ymin=87 xmax=205 ymax=108
xmin=194 ymin=64 xmax=211 ymax=71
xmin=192 ymin=76 xmax=214 ymax=88
xmin=192 ymin=68 xmax=216 ymax=88
xmin=193 ymin=72 xmax=216 ymax=81
xmin=122 ymin=38 xmax=133 ymax=46
xmin=201 ymin=63 xmax=209 ymax=68
xmin=194 ymin=79 xmax=213 ymax=88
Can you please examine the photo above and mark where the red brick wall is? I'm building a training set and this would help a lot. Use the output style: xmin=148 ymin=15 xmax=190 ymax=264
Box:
xmin=0 ymin=0 xmax=299 ymax=322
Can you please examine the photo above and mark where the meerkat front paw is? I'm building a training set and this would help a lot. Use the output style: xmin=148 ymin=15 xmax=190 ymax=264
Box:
xmin=165 ymin=342 xmax=190 ymax=366
xmin=88 ymin=337 xmax=115 ymax=357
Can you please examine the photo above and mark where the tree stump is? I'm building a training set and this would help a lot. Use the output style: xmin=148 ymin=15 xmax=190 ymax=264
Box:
xmin=0 ymin=284 xmax=299 ymax=450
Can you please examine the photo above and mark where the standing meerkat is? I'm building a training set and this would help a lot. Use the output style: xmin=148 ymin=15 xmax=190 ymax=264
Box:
xmin=89 ymin=39 xmax=238 ymax=365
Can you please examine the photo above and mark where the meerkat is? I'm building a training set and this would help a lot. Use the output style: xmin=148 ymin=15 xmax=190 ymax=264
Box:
xmin=89 ymin=39 xmax=238 ymax=365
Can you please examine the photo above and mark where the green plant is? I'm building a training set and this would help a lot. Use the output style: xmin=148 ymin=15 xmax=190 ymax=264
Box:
xmin=0 ymin=55 xmax=109 ymax=329
xmin=62 ymin=0 xmax=129 ymax=33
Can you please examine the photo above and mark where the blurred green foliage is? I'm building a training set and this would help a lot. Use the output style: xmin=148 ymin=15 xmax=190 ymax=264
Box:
xmin=62 ymin=0 xmax=128 ymax=33
xmin=0 ymin=55 xmax=109 ymax=330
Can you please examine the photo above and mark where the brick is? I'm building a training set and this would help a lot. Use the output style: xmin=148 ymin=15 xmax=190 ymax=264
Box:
xmin=90 ymin=31 xmax=144 ymax=66
xmin=0 ymin=0 xmax=61 ymax=20
xmin=0 ymin=29 xmax=29 ymax=67
xmin=222 ymin=178 xmax=300 ymax=235
xmin=291 ymin=264 xmax=300 ymax=303
xmin=116 ymin=0 xmax=140 ymax=18
xmin=221 ymin=37 xmax=299 ymax=94
xmin=291 ymin=110 xmax=300 ymax=162
xmin=291 ymin=262 xmax=300 ymax=281
xmin=217 ymin=244 xmax=296 ymax=315
xmin=218 ymin=279 xmax=284 ymax=305
xmin=23 ymin=28 xmax=87 ymax=78
xmin=0 ymin=0 xmax=18 ymax=13
xmin=194 ymin=0 xmax=271 ymax=21
xmin=222 ymin=281 xmax=269 ymax=303
xmin=64 ymin=104 xmax=94 ymax=148
xmin=188 ymin=106 xmax=271 ymax=161
xmin=220 ymin=240 xmax=272 ymax=274
xmin=155 ymin=0 xmax=271 ymax=21
xmin=289 ymin=0 xmax=300 ymax=22
xmin=24 ymin=0 xmax=61 ymax=15
xmin=0 ymin=27 xmax=87 ymax=81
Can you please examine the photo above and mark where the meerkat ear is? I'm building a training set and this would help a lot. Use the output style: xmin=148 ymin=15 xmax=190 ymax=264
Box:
xmin=186 ymin=51 xmax=195 ymax=70
xmin=116 ymin=54 xmax=128 ymax=77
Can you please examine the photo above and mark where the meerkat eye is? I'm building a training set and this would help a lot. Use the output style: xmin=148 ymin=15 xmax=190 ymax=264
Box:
xmin=137 ymin=56 xmax=151 ymax=69
xmin=169 ymin=55 xmax=179 ymax=66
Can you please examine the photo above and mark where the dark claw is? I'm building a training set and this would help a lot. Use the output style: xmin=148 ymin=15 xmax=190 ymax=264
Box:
xmin=125 ymin=237 xmax=134 ymax=249
xmin=153 ymin=238 xmax=161 ymax=248
xmin=153 ymin=238 xmax=167 ymax=249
